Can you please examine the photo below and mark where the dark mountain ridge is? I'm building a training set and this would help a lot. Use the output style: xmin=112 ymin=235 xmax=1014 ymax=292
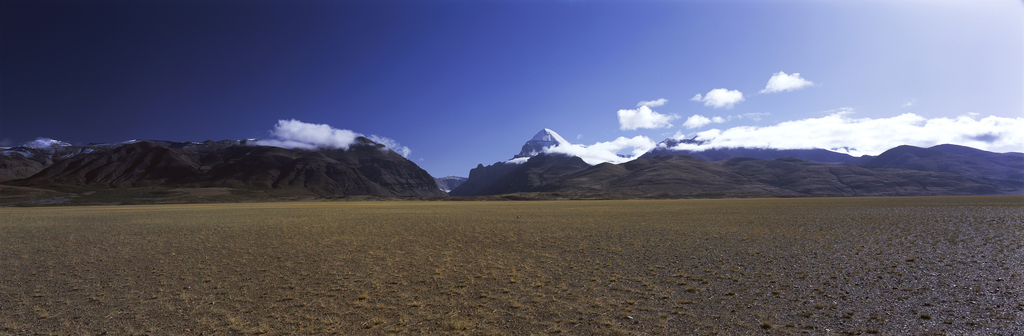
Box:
xmin=861 ymin=144 xmax=1024 ymax=186
xmin=450 ymin=154 xmax=590 ymax=196
xmin=0 ymin=139 xmax=260 ymax=182
xmin=6 ymin=139 xmax=446 ymax=198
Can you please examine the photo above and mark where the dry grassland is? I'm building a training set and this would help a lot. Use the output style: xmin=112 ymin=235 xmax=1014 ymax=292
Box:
xmin=1 ymin=196 xmax=1022 ymax=335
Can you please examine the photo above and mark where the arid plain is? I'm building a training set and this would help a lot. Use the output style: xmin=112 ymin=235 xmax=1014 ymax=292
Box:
xmin=1 ymin=196 xmax=1022 ymax=335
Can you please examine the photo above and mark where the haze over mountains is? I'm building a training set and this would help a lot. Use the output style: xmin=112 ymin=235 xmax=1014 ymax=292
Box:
xmin=1 ymin=128 xmax=1021 ymax=204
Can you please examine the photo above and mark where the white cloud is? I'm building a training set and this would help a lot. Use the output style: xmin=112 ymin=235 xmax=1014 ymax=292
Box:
xmin=257 ymin=119 xmax=361 ymax=150
xmin=256 ymin=119 xmax=411 ymax=157
xmin=902 ymin=100 xmax=915 ymax=108
xmin=666 ymin=110 xmax=1024 ymax=156
xmin=682 ymin=114 xmax=729 ymax=129
xmin=506 ymin=157 xmax=531 ymax=165
xmin=760 ymin=71 xmax=813 ymax=93
xmin=683 ymin=115 xmax=712 ymax=129
xmin=368 ymin=135 xmax=412 ymax=158
xmin=545 ymin=136 xmax=657 ymax=165
xmin=636 ymin=98 xmax=668 ymax=107
xmin=692 ymin=88 xmax=744 ymax=109
xmin=617 ymin=105 xmax=678 ymax=130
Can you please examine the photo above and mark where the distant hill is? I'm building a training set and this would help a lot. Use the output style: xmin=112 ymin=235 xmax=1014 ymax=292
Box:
xmin=435 ymin=175 xmax=467 ymax=193
xmin=536 ymin=155 xmax=797 ymax=197
xmin=6 ymin=139 xmax=446 ymax=198
xmin=643 ymin=138 xmax=856 ymax=163
xmin=535 ymin=155 xmax=1008 ymax=197
xmin=857 ymin=144 xmax=1023 ymax=190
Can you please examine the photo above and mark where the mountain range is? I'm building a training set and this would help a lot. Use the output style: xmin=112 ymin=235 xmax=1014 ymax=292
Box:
xmin=1 ymin=129 xmax=1021 ymax=205
xmin=450 ymin=129 xmax=1023 ymax=198
xmin=434 ymin=175 xmax=468 ymax=193
xmin=1 ymin=138 xmax=445 ymax=204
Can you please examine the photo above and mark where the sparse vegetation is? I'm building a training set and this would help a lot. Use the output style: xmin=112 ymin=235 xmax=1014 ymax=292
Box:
xmin=0 ymin=196 xmax=1021 ymax=334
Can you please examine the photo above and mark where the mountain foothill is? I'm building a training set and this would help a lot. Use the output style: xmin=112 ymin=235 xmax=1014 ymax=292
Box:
xmin=1 ymin=129 xmax=1020 ymax=205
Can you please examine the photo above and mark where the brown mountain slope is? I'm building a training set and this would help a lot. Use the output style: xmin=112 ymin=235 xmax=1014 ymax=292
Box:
xmin=534 ymin=155 xmax=1005 ymax=198
xmin=537 ymin=155 xmax=799 ymax=197
xmin=858 ymin=144 xmax=1024 ymax=191
xmin=8 ymin=139 xmax=446 ymax=197
xmin=722 ymin=157 xmax=1003 ymax=196
xmin=0 ymin=154 xmax=50 ymax=182
xmin=28 ymin=141 xmax=203 ymax=187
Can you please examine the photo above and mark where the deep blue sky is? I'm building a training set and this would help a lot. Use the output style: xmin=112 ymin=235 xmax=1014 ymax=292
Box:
xmin=2 ymin=0 xmax=1021 ymax=177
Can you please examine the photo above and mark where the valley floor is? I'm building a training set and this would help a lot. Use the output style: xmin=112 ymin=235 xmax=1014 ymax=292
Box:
xmin=1 ymin=196 xmax=1022 ymax=334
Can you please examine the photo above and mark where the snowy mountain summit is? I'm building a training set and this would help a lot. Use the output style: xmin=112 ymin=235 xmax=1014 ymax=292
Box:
xmin=24 ymin=138 xmax=73 ymax=149
xmin=514 ymin=129 xmax=570 ymax=159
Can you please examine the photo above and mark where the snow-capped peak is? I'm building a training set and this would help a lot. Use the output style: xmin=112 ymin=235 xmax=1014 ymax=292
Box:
xmin=531 ymin=128 xmax=570 ymax=145
xmin=513 ymin=129 xmax=572 ymax=159
xmin=24 ymin=138 xmax=72 ymax=149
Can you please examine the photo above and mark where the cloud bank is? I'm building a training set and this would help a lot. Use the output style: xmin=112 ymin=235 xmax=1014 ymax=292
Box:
xmin=667 ymin=111 xmax=1024 ymax=156
xmin=545 ymin=136 xmax=657 ymax=165
xmin=257 ymin=119 xmax=412 ymax=157
xmin=617 ymin=104 xmax=678 ymax=130
xmin=692 ymin=89 xmax=744 ymax=109
xmin=760 ymin=71 xmax=813 ymax=93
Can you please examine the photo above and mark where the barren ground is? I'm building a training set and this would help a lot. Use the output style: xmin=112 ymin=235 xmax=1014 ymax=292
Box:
xmin=1 ymin=196 xmax=1021 ymax=335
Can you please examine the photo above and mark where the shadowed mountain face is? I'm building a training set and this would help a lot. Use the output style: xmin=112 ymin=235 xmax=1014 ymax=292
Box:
xmin=7 ymin=139 xmax=447 ymax=197
xmin=449 ymin=162 xmax=520 ymax=196
xmin=450 ymin=154 xmax=590 ymax=196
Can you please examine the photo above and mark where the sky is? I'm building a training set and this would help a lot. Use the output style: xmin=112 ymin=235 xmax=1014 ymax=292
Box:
xmin=1 ymin=0 xmax=1021 ymax=178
